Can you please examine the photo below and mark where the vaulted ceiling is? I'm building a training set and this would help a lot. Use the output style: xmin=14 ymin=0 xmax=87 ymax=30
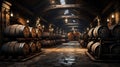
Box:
xmin=9 ymin=0 xmax=118 ymax=33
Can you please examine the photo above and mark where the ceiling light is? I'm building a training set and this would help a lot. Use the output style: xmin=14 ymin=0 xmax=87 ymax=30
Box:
xmin=107 ymin=18 xmax=110 ymax=22
xmin=27 ymin=20 xmax=29 ymax=23
xmin=111 ymin=14 xmax=115 ymax=18
xmin=10 ymin=12 xmax=13 ymax=17
xmin=65 ymin=18 xmax=68 ymax=23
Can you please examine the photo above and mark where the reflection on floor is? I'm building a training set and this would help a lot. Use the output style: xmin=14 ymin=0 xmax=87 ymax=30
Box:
xmin=0 ymin=41 xmax=120 ymax=67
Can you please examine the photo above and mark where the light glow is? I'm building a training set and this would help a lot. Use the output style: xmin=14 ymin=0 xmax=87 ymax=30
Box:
xmin=65 ymin=18 xmax=68 ymax=23
xmin=112 ymin=14 xmax=115 ymax=18
xmin=107 ymin=18 xmax=110 ymax=22
xmin=27 ymin=20 xmax=29 ymax=23
xmin=10 ymin=12 xmax=13 ymax=17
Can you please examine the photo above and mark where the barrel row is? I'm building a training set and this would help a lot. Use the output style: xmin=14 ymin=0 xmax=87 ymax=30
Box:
xmin=87 ymin=25 xmax=120 ymax=39
xmin=41 ymin=32 xmax=62 ymax=39
xmin=87 ymin=41 xmax=120 ymax=56
xmin=0 ymin=41 xmax=41 ymax=56
xmin=67 ymin=32 xmax=80 ymax=41
xmin=4 ymin=24 xmax=42 ymax=38
xmin=41 ymin=40 xmax=62 ymax=47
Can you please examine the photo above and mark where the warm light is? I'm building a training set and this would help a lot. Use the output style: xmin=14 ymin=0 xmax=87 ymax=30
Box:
xmin=51 ymin=0 xmax=55 ymax=4
xmin=65 ymin=18 xmax=68 ymax=23
xmin=27 ymin=20 xmax=29 ymax=23
xmin=107 ymin=18 xmax=110 ymax=22
xmin=10 ymin=12 xmax=13 ymax=17
xmin=112 ymin=14 xmax=115 ymax=18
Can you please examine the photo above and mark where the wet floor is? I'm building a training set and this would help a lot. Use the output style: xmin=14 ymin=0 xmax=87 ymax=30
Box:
xmin=0 ymin=41 xmax=120 ymax=67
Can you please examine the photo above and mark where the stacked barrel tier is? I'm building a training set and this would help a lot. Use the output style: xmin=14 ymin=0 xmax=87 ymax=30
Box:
xmin=4 ymin=24 xmax=30 ymax=38
xmin=1 ymin=41 xmax=30 ymax=56
xmin=109 ymin=24 xmax=120 ymax=39
xmin=41 ymin=40 xmax=51 ymax=47
xmin=93 ymin=25 xmax=110 ymax=39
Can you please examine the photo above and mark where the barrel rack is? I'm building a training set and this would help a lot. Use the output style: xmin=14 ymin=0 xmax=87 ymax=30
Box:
xmin=86 ymin=38 xmax=120 ymax=62
xmin=86 ymin=25 xmax=120 ymax=62
xmin=0 ymin=24 xmax=43 ymax=62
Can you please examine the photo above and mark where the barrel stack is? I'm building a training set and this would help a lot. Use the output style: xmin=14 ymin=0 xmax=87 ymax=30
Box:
xmin=0 ymin=24 xmax=42 ymax=61
xmin=86 ymin=24 xmax=120 ymax=60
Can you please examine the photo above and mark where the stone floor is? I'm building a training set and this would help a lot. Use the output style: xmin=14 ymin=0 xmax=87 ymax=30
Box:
xmin=0 ymin=41 xmax=120 ymax=67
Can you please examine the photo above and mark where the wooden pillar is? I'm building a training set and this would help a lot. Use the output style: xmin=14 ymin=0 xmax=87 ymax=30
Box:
xmin=0 ymin=1 xmax=11 ymax=46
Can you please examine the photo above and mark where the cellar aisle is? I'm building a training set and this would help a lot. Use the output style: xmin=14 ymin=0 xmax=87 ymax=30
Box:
xmin=0 ymin=41 xmax=120 ymax=67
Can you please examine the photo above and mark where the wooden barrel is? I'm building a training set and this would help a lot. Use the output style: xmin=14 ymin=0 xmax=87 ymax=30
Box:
xmin=29 ymin=27 xmax=37 ymax=38
xmin=41 ymin=32 xmax=50 ymax=39
xmin=14 ymin=42 xmax=30 ymax=55
xmin=36 ymin=28 xmax=42 ymax=37
xmin=68 ymin=32 xmax=74 ymax=41
xmin=87 ymin=41 xmax=94 ymax=51
xmin=1 ymin=41 xmax=30 ymax=56
xmin=93 ymin=26 xmax=109 ymax=39
xmin=110 ymin=25 xmax=120 ymax=39
xmin=51 ymin=40 xmax=56 ymax=45
xmin=91 ymin=42 xmax=101 ymax=56
xmin=88 ymin=28 xmax=94 ymax=38
xmin=29 ymin=42 xmax=36 ymax=53
xmin=1 ymin=41 xmax=17 ymax=55
xmin=41 ymin=40 xmax=51 ymax=47
xmin=110 ymin=43 xmax=120 ymax=54
xmin=4 ymin=24 xmax=30 ymax=37
xmin=35 ymin=41 xmax=41 ymax=51
xmin=73 ymin=32 xmax=81 ymax=40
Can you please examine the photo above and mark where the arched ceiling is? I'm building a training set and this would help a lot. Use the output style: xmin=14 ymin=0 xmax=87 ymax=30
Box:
xmin=9 ymin=0 xmax=118 ymax=33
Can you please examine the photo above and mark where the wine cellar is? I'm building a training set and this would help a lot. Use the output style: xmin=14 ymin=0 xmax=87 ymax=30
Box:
xmin=0 ymin=0 xmax=120 ymax=67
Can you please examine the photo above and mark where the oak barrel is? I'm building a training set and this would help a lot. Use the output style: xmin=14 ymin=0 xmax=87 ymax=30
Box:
xmin=4 ymin=24 xmax=30 ymax=37
xmin=91 ymin=42 xmax=101 ymax=56
xmin=29 ymin=27 xmax=37 ymax=38
xmin=93 ymin=26 xmax=109 ymax=38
